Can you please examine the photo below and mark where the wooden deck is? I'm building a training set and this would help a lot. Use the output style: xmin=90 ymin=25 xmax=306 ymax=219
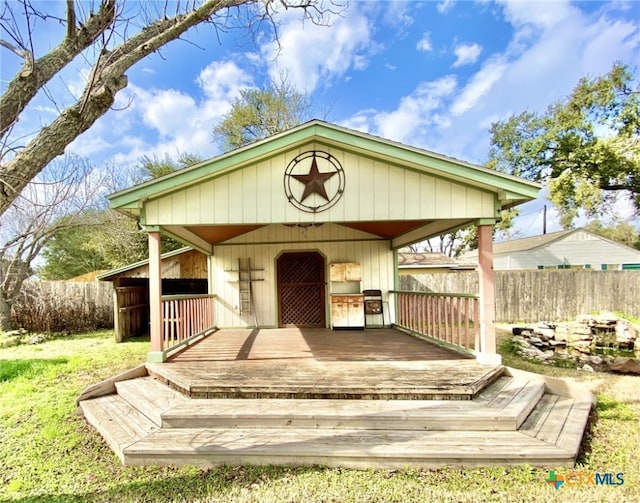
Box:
xmin=148 ymin=328 xmax=498 ymax=400
xmin=78 ymin=328 xmax=595 ymax=469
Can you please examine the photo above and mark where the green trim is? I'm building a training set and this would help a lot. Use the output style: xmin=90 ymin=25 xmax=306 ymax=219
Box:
xmin=109 ymin=120 xmax=540 ymax=213
xmin=161 ymin=294 xmax=216 ymax=301
xmin=96 ymin=246 xmax=193 ymax=281
xmin=390 ymin=289 xmax=479 ymax=299
xmin=160 ymin=227 xmax=213 ymax=255
xmin=475 ymin=218 xmax=499 ymax=226
xmin=146 ymin=351 xmax=165 ymax=363
xmin=393 ymin=324 xmax=475 ymax=357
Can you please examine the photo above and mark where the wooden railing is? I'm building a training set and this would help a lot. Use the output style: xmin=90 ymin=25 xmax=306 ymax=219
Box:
xmin=392 ymin=290 xmax=479 ymax=352
xmin=161 ymin=294 xmax=215 ymax=351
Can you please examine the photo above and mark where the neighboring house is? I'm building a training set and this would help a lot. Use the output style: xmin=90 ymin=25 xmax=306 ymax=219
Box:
xmin=107 ymin=120 xmax=539 ymax=363
xmin=461 ymin=228 xmax=640 ymax=270
xmin=397 ymin=252 xmax=474 ymax=275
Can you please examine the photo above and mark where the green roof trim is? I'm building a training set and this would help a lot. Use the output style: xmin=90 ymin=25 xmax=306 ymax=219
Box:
xmin=108 ymin=120 xmax=540 ymax=214
xmin=96 ymin=247 xmax=193 ymax=281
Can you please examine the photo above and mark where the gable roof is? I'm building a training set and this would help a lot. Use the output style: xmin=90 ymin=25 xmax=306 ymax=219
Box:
xmin=109 ymin=119 xmax=540 ymax=218
xmin=96 ymin=247 xmax=193 ymax=281
xmin=492 ymin=229 xmax=576 ymax=254
xmin=492 ymin=228 xmax=640 ymax=255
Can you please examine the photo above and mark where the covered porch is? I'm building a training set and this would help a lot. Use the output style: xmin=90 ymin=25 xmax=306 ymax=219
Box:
xmin=78 ymin=121 xmax=596 ymax=468
xmin=106 ymin=121 xmax=541 ymax=366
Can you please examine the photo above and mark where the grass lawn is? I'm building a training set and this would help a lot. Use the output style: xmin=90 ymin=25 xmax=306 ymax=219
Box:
xmin=1 ymin=329 xmax=638 ymax=503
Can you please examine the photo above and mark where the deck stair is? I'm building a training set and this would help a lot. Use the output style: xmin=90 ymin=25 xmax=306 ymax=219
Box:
xmin=78 ymin=369 xmax=593 ymax=468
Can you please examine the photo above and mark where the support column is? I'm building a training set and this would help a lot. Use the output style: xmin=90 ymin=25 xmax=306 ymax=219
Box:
xmin=147 ymin=231 xmax=164 ymax=362
xmin=477 ymin=224 xmax=501 ymax=365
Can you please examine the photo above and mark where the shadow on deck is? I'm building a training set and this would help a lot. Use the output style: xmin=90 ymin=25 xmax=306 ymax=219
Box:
xmin=78 ymin=328 xmax=595 ymax=469
xmin=149 ymin=328 xmax=494 ymax=400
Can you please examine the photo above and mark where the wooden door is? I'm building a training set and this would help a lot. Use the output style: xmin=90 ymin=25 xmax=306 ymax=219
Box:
xmin=277 ymin=252 xmax=326 ymax=327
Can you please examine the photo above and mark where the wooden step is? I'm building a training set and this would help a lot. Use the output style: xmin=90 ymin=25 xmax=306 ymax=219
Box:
xmin=79 ymin=394 xmax=158 ymax=463
xmin=115 ymin=376 xmax=188 ymax=426
xmin=123 ymin=427 xmax=577 ymax=469
xmin=160 ymin=383 xmax=545 ymax=432
xmin=153 ymin=376 xmax=544 ymax=431
xmin=521 ymin=393 xmax=592 ymax=457
xmin=146 ymin=361 xmax=505 ymax=400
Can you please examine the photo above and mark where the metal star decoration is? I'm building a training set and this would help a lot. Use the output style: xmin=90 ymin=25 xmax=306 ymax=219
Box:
xmin=291 ymin=155 xmax=337 ymax=202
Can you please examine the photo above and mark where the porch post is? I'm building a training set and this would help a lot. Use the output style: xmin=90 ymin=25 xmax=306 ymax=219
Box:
xmin=477 ymin=224 xmax=501 ymax=365
xmin=147 ymin=230 xmax=164 ymax=362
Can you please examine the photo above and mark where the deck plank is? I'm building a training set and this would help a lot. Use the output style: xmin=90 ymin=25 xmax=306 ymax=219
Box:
xmin=116 ymin=377 xmax=188 ymax=426
xmin=162 ymin=397 xmax=525 ymax=431
xmin=124 ymin=427 xmax=574 ymax=468
xmin=535 ymin=396 xmax=574 ymax=445
xmin=520 ymin=394 xmax=560 ymax=438
xmin=80 ymin=395 xmax=157 ymax=462
xmin=555 ymin=401 xmax=592 ymax=455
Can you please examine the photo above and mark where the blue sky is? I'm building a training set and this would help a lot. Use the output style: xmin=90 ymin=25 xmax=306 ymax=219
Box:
xmin=2 ymin=0 xmax=640 ymax=237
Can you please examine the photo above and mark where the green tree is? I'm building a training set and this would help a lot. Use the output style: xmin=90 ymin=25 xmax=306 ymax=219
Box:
xmin=40 ymin=154 xmax=199 ymax=280
xmin=487 ymin=63 xmax=640 ymax=227
xmin=137 ymin=153 xmax=203 ymax=181
xmin=583 ymin=220 xmax=640 ymax=250
xmin=213 ymin=78 xmax=313 ymax=151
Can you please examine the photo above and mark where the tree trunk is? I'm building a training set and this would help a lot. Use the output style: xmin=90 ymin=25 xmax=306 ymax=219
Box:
xmin=0 ymin=291 xmax=15 ymax=331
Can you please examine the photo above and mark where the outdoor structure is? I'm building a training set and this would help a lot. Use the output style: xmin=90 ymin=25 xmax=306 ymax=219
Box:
xmin=97 ymin=248 xmax=207 ymax=342
xmin=397 ymin=252 xmax=474 ymax=275
xmin=107 ymin=120 xmax=540 ymax=364
xmin=78 ymin=121 xmax=594 ymax=468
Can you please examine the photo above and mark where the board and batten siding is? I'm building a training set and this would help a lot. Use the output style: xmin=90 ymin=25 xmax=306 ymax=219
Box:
xmin=211 ymin=225 xmax=394 ymax=328
xmin=143 ymin=142 xmax=498 ymax=226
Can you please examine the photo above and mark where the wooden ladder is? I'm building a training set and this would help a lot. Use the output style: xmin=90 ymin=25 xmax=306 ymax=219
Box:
xmin=237 ymin=258 xmax=263 ymax=327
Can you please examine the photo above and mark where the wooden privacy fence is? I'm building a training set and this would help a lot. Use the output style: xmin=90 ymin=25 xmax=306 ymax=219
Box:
xmin=400 ymin=270 xmax=640 ymax=322
xmin=162 ymin=294 xmax=215 ymax=351
xmin=13 ymin=280 xmax=114 ymax=333
xmin=394 ymin=291 xmax=479 ymax=353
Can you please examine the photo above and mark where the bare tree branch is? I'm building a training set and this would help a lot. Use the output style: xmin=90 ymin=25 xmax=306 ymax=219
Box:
xmin=0 ymin=0 xmax=341 ymax=218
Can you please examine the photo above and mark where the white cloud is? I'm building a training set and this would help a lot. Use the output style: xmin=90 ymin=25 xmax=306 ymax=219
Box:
xmin=76 ymin=59 xmax=254 ymax=165
xmin=348 ymin=76 xmax=457 ymax=145
xmin=451 ymin=57 xmax=507 ymax=116
xmin=452 ymin=43 xmax=482 ymax=67
xmin=497 ymin=0 xmax=574 ymax=30
xmin=437 ymin=0 xmax=455 ymax=14
xmin=261 ymin=6 xmax=373 ymax=92
xmin=417 ymin=33 xmax=433 ymax=52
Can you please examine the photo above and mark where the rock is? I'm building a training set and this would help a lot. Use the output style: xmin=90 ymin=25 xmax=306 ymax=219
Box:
xmin=571 ymin=341 xmax=593 ymax=354
xmin=607 ymin=357 xmax=640 ymax=375
xmin=29 ymin=334 xmax=46 ymax=345
xmin=580 ymin=364 xmax=595 ymax=372
xmin=538 ymin=328 xmax=556 ymax=339
xmin=576 ymin=314 xmax=593 ymax=325
xmin=616 ymin=320 xmax=636 ymax=345
xmin=589 ymin=355 xmax=604 ymax=366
